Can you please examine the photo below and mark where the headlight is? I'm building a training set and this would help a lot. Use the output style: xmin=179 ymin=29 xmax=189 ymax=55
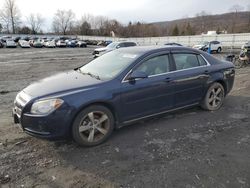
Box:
xmin=31 ymin=99 xmax=64 ymax=115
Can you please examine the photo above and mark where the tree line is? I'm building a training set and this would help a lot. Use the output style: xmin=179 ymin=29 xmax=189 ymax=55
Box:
xmin=0 ymin=0 xmax=250 ymax=37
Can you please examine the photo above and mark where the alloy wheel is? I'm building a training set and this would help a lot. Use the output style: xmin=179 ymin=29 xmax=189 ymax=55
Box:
xmin=78 ymin=111 xmax=110 ymax=143
xmin=208 ymin=87 xmax=224 ymax=109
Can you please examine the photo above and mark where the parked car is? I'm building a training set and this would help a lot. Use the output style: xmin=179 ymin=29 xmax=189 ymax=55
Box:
xmin=56 ymin=40 xmax=67 ymax=47
xmin=0 ymin=36 xmax=12 ymax=43
xmin=33 ymin=40 xmax=43 ymax=48
xmin=165 ymin=42 xmax=182 ymax=46
xmin=193 ymin=41 xmax=222 ymax=53
xmin=67 ymin=40 xmax=77 ymax=48
xmin=22 ymin=36 xmax=31 ymax=41
xmin=13 ymin=46 xmax=235 ymax=146
xmin=44 ymin=40 xmax=56 ymax=48
xmin=13 ymin=36 xmax=21 ymax=43
xmin=241 ymin=41 xmax=250 ymax=51
xmin=93 ymin=41 xmax=137 ymax=57
xmin=19 ymin=40 xmax=31 ymax=48
xmin=77 ymin=40 xmax=87 ymax=48
xmin=0 ymin=41 xmax=4 ymax=48
xmin=6 ymin=40 xmax=17 ymax=48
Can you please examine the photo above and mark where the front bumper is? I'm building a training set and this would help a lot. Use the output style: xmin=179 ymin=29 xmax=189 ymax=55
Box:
xmin=13 ymin=106 xmax=73 ymax=139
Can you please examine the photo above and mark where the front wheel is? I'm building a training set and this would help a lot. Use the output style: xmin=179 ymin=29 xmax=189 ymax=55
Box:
xmin=201 ymin=83 xmax=225 ymax=111
xmin=72 ymin=105 xmax=114 ymax=146
xmin=233 ymin=58 xmax=244 ymax=69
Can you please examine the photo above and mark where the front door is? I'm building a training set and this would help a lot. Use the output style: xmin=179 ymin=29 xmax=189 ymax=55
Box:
xmin=120 ymin=53 xmax=175 ymax=122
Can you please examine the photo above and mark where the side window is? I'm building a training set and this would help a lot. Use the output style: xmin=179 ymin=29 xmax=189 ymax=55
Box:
xmin=129 ymin=42 xmax=136 ymax=47
xmin=118 ymin=43 xmax=125 ymax=48
xmin=124 ymin=42 xmax=135 ymax=47
xmin=173 ymin=53 xmax=200 ymax=70
xmin=197 ymin=55 xmax=208 ymax=66
xmin=135 ymin=54 xmax=170 ymax=76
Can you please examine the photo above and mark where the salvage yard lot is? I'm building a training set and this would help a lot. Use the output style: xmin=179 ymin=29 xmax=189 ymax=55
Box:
xmin=0 ymin=47 xmax=250 ymax=188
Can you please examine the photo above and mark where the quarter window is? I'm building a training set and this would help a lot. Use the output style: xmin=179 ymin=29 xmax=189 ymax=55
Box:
xmin=173 ymin=53 xmax=200 ymax=70
xmin=197 ymin=55 xmax=208 ymax=66
xmin=135 ymin=54 xmax=170 ymax=76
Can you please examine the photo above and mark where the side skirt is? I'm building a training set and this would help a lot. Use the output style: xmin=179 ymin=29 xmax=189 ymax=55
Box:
xmin=117 ymin=102 xmax=199 ymax=128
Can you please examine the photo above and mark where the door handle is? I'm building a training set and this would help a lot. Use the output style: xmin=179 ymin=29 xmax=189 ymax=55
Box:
xmin=204 ymin=70 xmax=209 ymax=74
xmin=165 ymin=77 xmax=173 ymax=83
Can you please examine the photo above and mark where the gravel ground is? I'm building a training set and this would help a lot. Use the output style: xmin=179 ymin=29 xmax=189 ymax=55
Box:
xmin=0 ymin=47 xmax=250 ymax=188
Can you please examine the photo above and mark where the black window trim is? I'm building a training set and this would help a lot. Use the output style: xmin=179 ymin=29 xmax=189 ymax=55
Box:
xmin=171 ymin=52 xmax=210 ymax=72
xmin=121 ymin=52 xmax=210 ymax=83
xmin=122 ymin=51 xmax=172 ymax=82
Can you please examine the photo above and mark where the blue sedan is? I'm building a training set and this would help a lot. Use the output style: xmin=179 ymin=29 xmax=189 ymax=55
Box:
xmin=13 ymin=46 xmax=235 ymax=146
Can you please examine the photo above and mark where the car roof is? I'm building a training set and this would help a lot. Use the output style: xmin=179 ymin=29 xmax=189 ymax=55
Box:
xmin=116 ymin=45 xmax=201 ymax=55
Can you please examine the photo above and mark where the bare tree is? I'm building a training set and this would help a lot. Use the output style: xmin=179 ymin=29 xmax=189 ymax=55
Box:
xmin=229 ymin=4 xmax=244 ymax=13
xmin=27 ymin=14 xmax=44 ymax=34
xmin=195 ymin=11 xmax=208 ymax=33
xmin=52 ymin=9 xmax=75 ymax=35
xmin=0 ymin=0 xmax=21 ymax=34
xmin=229 ymin=4 xmax=244 ymax=33
xmin=248 ymin=4 xmax=250 ymax=32
xmin=0 ymin=11 xmax=11 ymax=33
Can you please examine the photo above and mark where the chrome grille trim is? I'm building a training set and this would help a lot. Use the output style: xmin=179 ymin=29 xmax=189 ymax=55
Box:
xmin=14 ymin=91 xmax=31 ymax=118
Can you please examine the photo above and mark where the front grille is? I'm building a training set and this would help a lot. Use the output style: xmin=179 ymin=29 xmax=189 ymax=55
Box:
xmin=13 ymin=91 xmax=31 ymax=117
xmin=93 ymin=50 xmax=99 ymax=55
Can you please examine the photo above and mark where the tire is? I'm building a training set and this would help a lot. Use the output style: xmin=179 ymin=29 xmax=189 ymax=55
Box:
xmin=217 ymin=47 xmax=222 ymax=53
xmin=233 ymin=58 xmax=244 ymax=69
xmin=72 ymin=105 xmax=114 ymax=146
xmin=201 ymin=82 xmax=225 ymax=111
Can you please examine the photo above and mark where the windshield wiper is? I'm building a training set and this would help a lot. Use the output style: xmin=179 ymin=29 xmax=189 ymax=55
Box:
xmin=78 ymin=70 xmax=100 ymax=80
xmin=86 ymin=72 xmax=101 ymax=80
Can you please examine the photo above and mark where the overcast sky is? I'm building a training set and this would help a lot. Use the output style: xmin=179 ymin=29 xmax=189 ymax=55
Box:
xmin=0 ymin=0 xmax=249 ymax=31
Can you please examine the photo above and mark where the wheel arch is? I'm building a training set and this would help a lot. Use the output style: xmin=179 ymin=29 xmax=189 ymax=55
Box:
xmin=215 ymin=79 xmax=227 ymax=94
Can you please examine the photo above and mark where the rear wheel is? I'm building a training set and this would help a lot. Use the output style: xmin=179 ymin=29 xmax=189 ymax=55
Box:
xmin=201 ymin=82 xmax=225 ymax=111
xmin=72 ymin=105 xmax=114 ymax=146
xmin=217 ymin=47 xmax=222 ymax=53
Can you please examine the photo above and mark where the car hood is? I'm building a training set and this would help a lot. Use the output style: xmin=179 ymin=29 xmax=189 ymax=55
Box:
xmin=193 ymin=44 xmax=206 ymax=48
xmin=23 ymin=70 xmax=103 ymax=98
xmin=95 ymin=47 xmax=108 ymax=52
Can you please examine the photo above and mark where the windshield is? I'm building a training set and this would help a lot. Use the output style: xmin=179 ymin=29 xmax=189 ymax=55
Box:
xmin=201 ymin=41 xmax=209 ymax=45
xmin=79 ymin=50 xmax=138 ymax=80
xmin=106 ymin=42 xmax=119 ymax=49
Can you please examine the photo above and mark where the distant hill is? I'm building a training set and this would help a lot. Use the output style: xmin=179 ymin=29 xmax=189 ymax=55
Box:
xmin=152 ymin=11 xmax=250 ymax=36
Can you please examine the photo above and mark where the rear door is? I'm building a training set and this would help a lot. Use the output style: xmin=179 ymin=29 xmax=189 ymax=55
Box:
xmin=171 ymin=51 xmax=210 ymax=107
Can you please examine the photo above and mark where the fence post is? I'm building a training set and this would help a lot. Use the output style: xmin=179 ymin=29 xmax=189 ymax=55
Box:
xmin=232 ymin=34 xmax=235 ymax=49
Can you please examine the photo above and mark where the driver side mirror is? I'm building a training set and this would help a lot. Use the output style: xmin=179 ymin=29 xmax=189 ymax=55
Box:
xmin=116 ymin=45 xmax=120 ymax=49
xmin=128 ymin=70 xmax=148 ymax=81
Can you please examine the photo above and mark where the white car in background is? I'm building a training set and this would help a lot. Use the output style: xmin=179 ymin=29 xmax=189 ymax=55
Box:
xmin=56 ymin=40 xmax=67 ymax=47
xmin=93 ymin=41 xmax=137 ymax=57
xmin=19 ymin=40 xmax=31 ymax=48
xmin=6 ymin=40 xmax=17 ymax=48
xmin=44 ymin=40 xmax=56 ymax=48
xmin=193 ymin=41 xmax=222 ymax=53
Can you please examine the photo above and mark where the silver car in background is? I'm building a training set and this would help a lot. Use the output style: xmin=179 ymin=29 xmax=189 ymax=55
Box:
xmin=93 ymin=41 xmax=137 ymax=57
